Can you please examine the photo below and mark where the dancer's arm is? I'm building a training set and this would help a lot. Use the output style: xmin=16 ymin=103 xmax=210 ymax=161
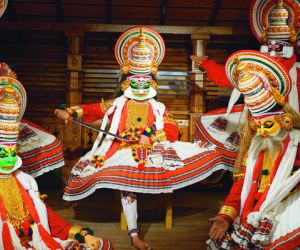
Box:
xmin=54 ymin=98 xmax=114 ymax=123
xmin=209 ymin=175 xmax=244 ymax=240
xmin=191 ymin=55 xmax=232 ymax=88
xmin=47 ymin=206 xmax=102 ymax=249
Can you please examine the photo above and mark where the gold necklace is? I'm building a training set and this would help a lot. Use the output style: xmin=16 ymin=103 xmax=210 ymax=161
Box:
xmin=0 ymin=173 xmax=12 ymax=179
xmin=126 ymin=100 xmax=149 ymax=129
xmin=0 ymin=176 xmax=29 ymax=221
xmin=258 ymin=147 xmax=280 ymax=192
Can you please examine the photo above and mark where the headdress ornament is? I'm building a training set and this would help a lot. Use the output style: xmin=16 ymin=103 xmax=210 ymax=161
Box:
xmin=114 ymin=26 xmax=165 ymax=75
xmin=250 ymin=0 xmax=299 ymax=44
xmin=0 ymin=62 xmax=27 ymax=142
xmin=225 ymin=50 xmax=291 ymax=117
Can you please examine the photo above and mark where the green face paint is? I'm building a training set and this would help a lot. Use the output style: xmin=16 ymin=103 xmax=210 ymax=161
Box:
xmin=129 ymin=78 xmax=151 ymax=98
xmin=130 ymin=79 xmax=140 ymax=90
xmin=124 ymin=75 xmax=157 ymax=101
xmin=0 ymin=144 xmax=17 ymax=172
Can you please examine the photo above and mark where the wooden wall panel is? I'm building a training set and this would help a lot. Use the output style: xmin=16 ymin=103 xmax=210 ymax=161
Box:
xmin=168 ymin=0 xmax=215 ymax=8
xmin=62 ymin=0 xmax=106 ymax=4
xmin=112 ymin=7 xmax=160 ymax=19
xmin=112 ymin=0 xmax=161 ymax=6
xmin=0 ymin=37 xmax=67 ymax=121
xmin=13 ymin=2 xmax=57 ymax=16
xmin=63 ymin=5 xmax=106 ymax=17
xmin=167 ymin=9 xmax=211 ymax=21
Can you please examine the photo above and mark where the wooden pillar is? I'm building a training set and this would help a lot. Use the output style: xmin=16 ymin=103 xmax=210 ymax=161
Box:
xmin=189 ymin=33 xmax=210 ymax=141
xmin=165 ymin=193 xmax=173 ymax=229
xmin=62 ymin=31 xmax=84 ymax=183
xmin=66 ymin=30 xmax=83 ymax=106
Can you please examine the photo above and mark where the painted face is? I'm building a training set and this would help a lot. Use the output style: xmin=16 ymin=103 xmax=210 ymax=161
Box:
xmin=124 ymin=75 xmax=157 ymax=100
xmin=130 ymin=77 xmax=150 ymax=97
xmin=260 ymin=40 xmax=294 ymax=58
xmin=253 ymin=116 xmax=281 ymax=137
xmin=0 ymin=143 xmax=17 ymax=172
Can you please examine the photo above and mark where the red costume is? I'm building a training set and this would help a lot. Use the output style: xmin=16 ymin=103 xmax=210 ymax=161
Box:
xmin=77 ymin=100 xmax=179 ymax=159
xmin=0 ymin=62 xmax=113 ymax=249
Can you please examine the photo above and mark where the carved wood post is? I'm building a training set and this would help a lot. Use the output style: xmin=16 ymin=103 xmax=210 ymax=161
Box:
xmin=62 ymin=31 xmax=84 ymax=183
xmin=189 ymin=33 xmax=210 ymax=141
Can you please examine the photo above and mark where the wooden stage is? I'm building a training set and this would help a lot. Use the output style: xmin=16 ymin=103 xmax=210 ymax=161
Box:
xmin=39 ymin=172 xmax=228 ymax=250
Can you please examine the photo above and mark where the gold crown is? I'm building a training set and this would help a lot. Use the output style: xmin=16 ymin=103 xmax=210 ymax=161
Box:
xmin=0 ymin=80 xmax=21 ymax=142
xmin=262 ymin=0 xmax=296 ymax=43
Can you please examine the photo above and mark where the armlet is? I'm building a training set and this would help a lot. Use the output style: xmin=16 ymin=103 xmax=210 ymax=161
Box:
xmin=233 ymin=173 xmax=245 ymax=180
xmin=100 ymin=98 xmax=114 ymax=113
xmin=164 ymin=113 xmax=179 ymax=127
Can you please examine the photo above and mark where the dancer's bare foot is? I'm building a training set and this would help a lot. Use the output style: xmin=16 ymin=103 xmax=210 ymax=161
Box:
xmin=132 ymin=236 xmax=152 ymax=250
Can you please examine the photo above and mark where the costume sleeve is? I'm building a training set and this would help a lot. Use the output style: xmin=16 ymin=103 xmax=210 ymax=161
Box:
xmin=67 ymin=99 xmax=114 ymax=124
xmin=46 ymin=205 xmax=72 ymax=240
xmin=218 ymin=176 xmax=244 ymax=223
xmin=163 ymin=112 xmax=179 ymax=142
xmin=148 ymin=107 xmax=179 ymax=143
xmin=276 ymin=54 xmax=296 ymax=71
xmin=200 ymin=59 xmax=232 ymax=88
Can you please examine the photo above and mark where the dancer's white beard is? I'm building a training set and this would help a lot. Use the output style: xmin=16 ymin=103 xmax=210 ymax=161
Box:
xmin=249 ymin=129 xmax=289 ymax=158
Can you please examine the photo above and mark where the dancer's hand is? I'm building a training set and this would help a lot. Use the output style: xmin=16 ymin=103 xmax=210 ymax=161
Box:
xmin=190 ymin=55 xmax=208 ymax=68
xmin=84 ymin=235 xmax=101 ymax=250
xmin=54 ymin=109 xmax=72 ymax=124
xmin=209 ymin=216 xmax=229 ymax=240
xmin=132 ymin=235 xmax=152 ymax=250
xmin=139 ymin=135 xmax=150 ymax=145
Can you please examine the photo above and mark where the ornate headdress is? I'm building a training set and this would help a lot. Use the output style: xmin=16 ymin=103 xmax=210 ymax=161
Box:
xmin=0 ymin=63 xmax=27 ymax=142
xmin=250 ymin=0 xmax=298 ymax=43
xmin=115 ymin=26 xmax=165 ymax=76
xmin=115 ymin=26 xmax=165 ymax=100
xmin=225 ymin=50 xmax=291 ymax=117
xmin=250 ymin=0 xmax=299 ymax=58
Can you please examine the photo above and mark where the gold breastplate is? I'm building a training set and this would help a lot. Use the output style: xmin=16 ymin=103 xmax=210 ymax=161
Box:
xmin=0 ymin=175 xmax=30 ymax=227
xmin=125 ymin=100 xmax=149 ymax=129
xmin=258 ymin=148 xmax=280 ymax=193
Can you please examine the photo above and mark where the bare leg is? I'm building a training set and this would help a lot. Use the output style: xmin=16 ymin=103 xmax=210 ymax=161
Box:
xmin=121 ymin=192 xmax=152 ymax=250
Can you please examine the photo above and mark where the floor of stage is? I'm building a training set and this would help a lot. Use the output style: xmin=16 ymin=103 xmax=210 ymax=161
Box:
xmin=38 ymin=174 xmax=228 ymax=250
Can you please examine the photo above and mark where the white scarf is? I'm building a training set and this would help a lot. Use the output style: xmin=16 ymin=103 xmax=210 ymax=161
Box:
xmin=240 ymin=129 xmax=300 ymax=224
xmin=90 ymin=95 xmax=166 ymax=157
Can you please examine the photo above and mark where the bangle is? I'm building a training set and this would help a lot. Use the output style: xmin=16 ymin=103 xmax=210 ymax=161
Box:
xmin=219 ymin=205 xmax=238 ymax=221
xmin=74 ymin=227 xmax=94 ymax=243
xmin=153 ymin=130 xmax=167 ymax=142
xmin=67 ymin=106 xmax=83 ymax=119
xmin=74 ymin=232 xmax=85 ymax=243
xmin=68 ymin=225 xmax=83 ymax=239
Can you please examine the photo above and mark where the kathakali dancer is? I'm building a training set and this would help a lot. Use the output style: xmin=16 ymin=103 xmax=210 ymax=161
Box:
xmin=190 ymin=1 xmax=300 ymax=248
xmin=207 ymin=50 xmax=300 ymax=249
xmin=0 ymin=62 xmax=64 ymax=177
xmin=191 ymin=0 xmax=300 ymax=174
xmin=55 ymin=26 xmax=233 ymax=249
xmin=0 ymin=70 xmax=113 ymax=249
